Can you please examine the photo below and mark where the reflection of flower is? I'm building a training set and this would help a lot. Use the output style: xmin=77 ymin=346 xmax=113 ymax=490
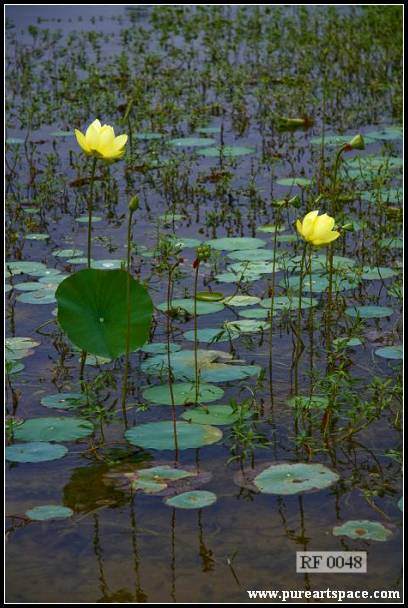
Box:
xmin=296 ymin=210 xmax=340 ymax=246
xmin=75 ymin=119 xmax=127 ymax=162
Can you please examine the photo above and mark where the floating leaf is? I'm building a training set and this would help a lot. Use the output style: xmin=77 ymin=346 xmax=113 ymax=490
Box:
xmin=91 ymin=259 xmax=124 ymax=269
xmin=5 ymin=261 xmax=47 ymax=275
xmin=56 ymin=269 xmax=153 ymax=358
xmin=206 ymin=237 xmax=265 ymax=251
xmin=345 ymin=305 xmax=394 ymax=319
xmin=26 ymin=505 xmax=73 ymax=521
xmin=52 ymin=248 xmax=84 ymax=258
xmin=165 ymin=490 xmax=217 ymax=509
xmin=14 ymin=417 xmax=93 ymax=442
xmin=223 ymin=295 xmax=261 ymax=307
xmin=227 ymin=249 xmax=275 ymax=262
xmin=169 ymin=137 xmax=216 ymax=147
xmin=276 ymin=177 xmax=311 ymax=187
xmin=224 ymin=319 xmax=270 ymax=333
xmin=181 ymin=404 xmax=252 ymax=425
xmin=333 ymin=520 xmax=393 ymax=541
xmin=183 ymin=327 xmax=239 ymax=343
xmin=157 ymin=298 xmax=224 ymax=316
xmin=141 ymin=342 xmax=181 ymax=354
xmin=16 ymin=289 xmax=56 ymax=304
xmin=333 ymin=337 xmax=363 ymax=348
xmin=25 ymin=233 xmax=49 ymax=240
xmin=196 ymin=291 xmax=225 ymax=302
xmin=374 ymin=345 xmax=403 ymax=360
xmin=361 ymin=266 xmax=397 ymax=280
xmin=260 ymin=296 xmax=318 ymax=310
xmin=125 ymin=421 xmax=222 ymax=450
xmin=200 ymin=145 xmax=255 ymax=157
xmin=143 ymin=382 xmax=224 ymax=405
xmin=40 ymin=392 xmax=87 ymax=410
xmin=6 ymin=442 xmax=68 ymax=463
xmin=238 ymin=308 xmax=270 ymax=319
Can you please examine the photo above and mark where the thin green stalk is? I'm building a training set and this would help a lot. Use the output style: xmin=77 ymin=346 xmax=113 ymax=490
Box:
xmin=294 ymin=243 xmax=308 ymax=395
xmin=193 ymin=263 xmax=200 ymax=404
xmin=120 ymin=208 xmax=134 ymax=428
xmin=268 ymin=210 xmax=281 ymax=403
xmin=167 ymin=264 xmax=179 ymax=462
xmin=87 ymin=157 xmax=98 ymax=268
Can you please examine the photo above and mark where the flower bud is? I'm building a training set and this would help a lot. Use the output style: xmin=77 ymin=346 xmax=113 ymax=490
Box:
xmin=196 ymin=243 xmax=212 ymax=262
xmin=345 ymin=134 xmax=365 ymax=151
xmin=128 ymin=195 xmax=140 ymax=212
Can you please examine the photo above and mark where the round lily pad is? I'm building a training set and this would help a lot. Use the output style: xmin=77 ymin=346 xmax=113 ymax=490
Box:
xmin=135 ymin=132 xmax=165 ymax=141
xmin=50 ymin=130 xmax=73 ymax=137
xmin=142 ymin=382 xmax=224 ymax=405
xmin=169 ymin=237 xmax=202 ymax=249
xmin=165 ymin=490 xmax=217 ymax=509
xmin=379 ymin=237 xmax=403 ymax=249
xmin=332 ymin=520 xmax=393 ymax=541
xmin=169 ymin=137 xmax=216 ymax=147
xmin=16 ymin=290 xmax=56 ymax=304
xmin=75 ymin=215 xmax=102 ymax=223
xmin=276 ymin=177 xmax=311 ymax=187
xmin=374 ymin=345 xmax=403 ymax=360
xmin=125 ymin=421 xmax=222 ymax=450
xmin=345 ymin=305 xmax=394 ymax=319
xmin=6 ymin=442 xmax=68 ymax=463
xmin=224 ymin=319 xmax=270 ymax=333
xmin=26 ymin=505 xmax=73 ymax=521
xmin=183 ymin=327 xmax=240 ymax=343
xmin=200 ymin=145 xmax=255 ymax=157
xmin=14 ymin=417 xmax=94 ymax=442
xmin=260 ymin=296 xmax=318 ymax=310
xmin=215 ymin=271 xmax=261 ymax=283
xmin=181 ymin=404 xmax=252 ymax=425
xmin=5 ymin=261 xmax=47 ymax=275
xmin=40 ymin=392 xmax=87 ymax=410
xmin=5 ymin=337 xmax=40 ymax=351
xmin=25 ymin=233 xmax=49 ymax=240
xmin=333 ymin=337 xmax=363 ymax=348
xmin=6 ymin=137 xmax=24 ymax=145
xmin=397 ymin=497 xmax=403 ymax=512
xmin=253 ymin=463 xmax=339 ymax=494
xmin=197 ymin=126 xmax=221 ymax=134
xmin=56 ymin=269 xmax=153 ymax=359
xmin=361 ymin=267 xmax=397 ymax=280
xmin=196 ymin=291 xmax=225 ymax=302
xmin=14 ymin=281 xmax=53 ymax=292
xmin=206 ymin=237 xmax=265 ymax=251
xmin=157 ymin=298 xmax=224 ymax=316
xmin=52 ymin=249 xmax=84 ymax=258
xmin=227 ymin=249 xmax=275 ymax=262
xmin=238 ymin=308 xmax=270 ymax=319
xmin=223 ymin=295 xmax=261 ymax=307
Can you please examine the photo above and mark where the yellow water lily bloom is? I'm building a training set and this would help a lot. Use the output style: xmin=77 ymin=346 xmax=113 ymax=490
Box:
xmin=296 ymin=210 xmax=340 ymax=246
xmin=74 ymin=119 xmax=127 ymax=162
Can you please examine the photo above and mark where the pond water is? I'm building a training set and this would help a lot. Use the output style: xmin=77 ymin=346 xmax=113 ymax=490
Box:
xmin=5 ymin=5 xmax=403 ymax=603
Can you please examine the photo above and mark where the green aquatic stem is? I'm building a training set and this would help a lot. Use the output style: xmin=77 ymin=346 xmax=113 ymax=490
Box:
xmin=120 ymin=207 xmax=135 ymax=428
xmin=193 ymin=262 xmax=200 ymax=405
xmin=268 ymin=209 xmax=281 ymax=403
xmin=167 ymin=263 xmax=180 ymax=462
xmin=294 ymin=242 xmax=308 ymax=395
xmin=87 ymin=157 xmax=98 ymax=268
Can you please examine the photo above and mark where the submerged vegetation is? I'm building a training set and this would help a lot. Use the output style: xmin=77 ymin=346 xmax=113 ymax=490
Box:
xmin=5 ymin=5 xmax=403 ymax=603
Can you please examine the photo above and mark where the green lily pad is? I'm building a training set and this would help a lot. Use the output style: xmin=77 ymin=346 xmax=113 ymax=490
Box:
xmin=143 ymin=382 xmax=224 ymax=405
xmin=379 ymin=237 xmax=403 ymax=249
xmin=125 ymin=421 xmax=222 ymax=450
xmin=7 ymin=361 xmax=25 ymax=374
xmin=16 ymin=290 xmax=56 ymax=304
xmin=279 ymin=275 xmax=358 ymax=293
xmin=26 ymin=505 xmax=73 ymax=521
xmin=183 ymin=327 xmax=240 ymax=343
xmin=181 ymin=404 xmax=252 ymax=425
xmin=168 ymin=237 xmax=202 ymax=249
xmin=14 ymin=417 xmax=93 ymax=442
xmin=196 ymin=291 xmax=225 ymax=302
xmin=238 ymin=307 xmax=270 ymax=319
xmin=397 ymin=497 xmax=403 ymax=512
xmin=227 ymin=249 xmax=275 ymax=262
xmin=50 ymin=130 xmax=73 ymax=137
xmin=223 ymin=295 xmax=261 ymax=307
xmin=157 ymin=298 xmax=224 ymax=316
xmin=6 ymin=137 xmax=24 ymax=145
xmin=52 ymin=248 xmax=84 ymax=258
xmin=5 ymin=337 xmax=40 ymax=351
xmin=206 ymin=237 xmax=265 ymax=251
xmin=332 ymin=520 xmax=393 ymax=541
xmin=135 ymin=132 xmax=165 ymax=141
xmin=253 ymin=462 xmax=338 ymax=495
xmin=14 ymin=281 xmax=53 ymax=292
xmin=361 ymin=267 xmax=397 ymax=280
xmin=229 ymin=261 xmax=276 ymax=275
xmin=224 ymin=319 xmax=270 ymax=333
xmin=200 ymin=145 xmax=255 ymax=157
xmin=40 ymin=392 xmax=87 ymax=410
xmin=165 ymin=490 xmax=217 ymax=509
xmin=56 ymin=269 xmax=153 ymax=359
xmin=345 ymin=305 xmax=394 ymax=319
xmin=374 ymin=345 xmax=403 ymax=360
xmin=141 ymin=349 xmax=261 ymax=383
xmin=6 ymin=442 xmax=68 ymax=463
xmin=365 ymin=126 xmax=402 ymax=141
xmin=276 ymin=177 xmax=311 ymax=187
xmin=215 ymin=271 xmax=261 ymax=283
xmin=5 ymin=261 xmax=47 ymax=275
xmin=197 ymin=126 xmax=221 ymax=134
xmin=169 ymin=137 xmax=216 ymax=147
xmin=30 ymin=267 xmax=62 ymax=278
xmin=65 ymin=257 xmax=88 ymax=265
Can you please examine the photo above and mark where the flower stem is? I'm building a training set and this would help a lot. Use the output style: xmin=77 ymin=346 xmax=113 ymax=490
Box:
xmin=167 ymin=264 xmax=179 ymax=462
xmin=268 ymin=209 xmax=281 ymax=404
xmin=87 ymin=157 xmax=98 ymax=268
xmin=193 ymin=263 xmax=200 ymax=405
xmin=120 ymin=207 xmax=134 ymax=428
xmin=294 ymin=243 xmax=307 ymax=395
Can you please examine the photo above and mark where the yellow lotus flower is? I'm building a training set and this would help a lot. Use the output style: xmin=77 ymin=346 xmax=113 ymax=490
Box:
xmin=74 ymin=119 xmax=127 ymax=162
xmin=296 ymin=210 xmax=340 ymax=246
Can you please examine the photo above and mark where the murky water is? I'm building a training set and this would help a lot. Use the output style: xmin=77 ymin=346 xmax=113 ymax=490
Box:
xmin=5 ymin=5 xmax=403 ymax=603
